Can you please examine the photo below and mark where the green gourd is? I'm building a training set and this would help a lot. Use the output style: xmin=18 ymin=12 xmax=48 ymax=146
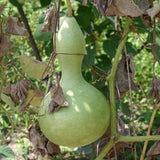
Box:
xmin=38 ymin=17 xmax=110 ymax=147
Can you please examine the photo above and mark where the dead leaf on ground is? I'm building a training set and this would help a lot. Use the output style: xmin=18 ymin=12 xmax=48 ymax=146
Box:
xmin=3 ymin=17 xmax=29 ymax=36
xmin=48 ymin=73 xmax=68 ymax=114
xmin=0 ymin=5 xmax=4 ymax=14
xmin=29 ymin=124 xmax=60 ymax=158
xmin=91 ymin=0 xmax=143 ymax=17
xmin=20 ymin=54 xmax=50 ymax=80
xmin=115 ymin=53 xmax=138 ymax=99
xmin=0 ymin=33 xmax=13 ymax=58
xmin=147 ymin=141 xmax=160 ymax=159
xmin=40 ymin=6 xmax=58 ymax=33
xmin=148 ymin=77 xmax=160 ymax=104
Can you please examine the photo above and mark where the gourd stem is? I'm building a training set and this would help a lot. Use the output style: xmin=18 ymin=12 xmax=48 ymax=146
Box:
xmin=96 ymin=17 xmax=132 ymax=160
xmin=109 ymin=17 xmax=132 ymax=137
xmin=66 ymin=0 xmax=72 ymax=17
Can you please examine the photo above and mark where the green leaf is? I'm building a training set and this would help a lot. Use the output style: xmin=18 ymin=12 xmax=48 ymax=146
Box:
xmin=34 ymin=24 xmax=53 ymax=41
xmin=103 ymin=35 xmax=120 ymax=59
xmin=45 ymin=39 xmax=53 ymax=56
xmin=83 ymin=45 xmax=96 ymax=69
xmin=9 ymin=0 xmax=22 ymax=7
xmin=0 ymin=145 xmax=15 ymax=159
xmin=126 ymin=42 xmax=137 ymax=55
xmin=156 ymin=28 xmax=160 ymax=59
xmin=1 ymin=93 xmax=15 ymax=107
xmin=20 ymin=54 xmax=50 ymax=79
xmin=39 ymin=0 xmax=52 ymax=7
xmin=76 ymin=5 xmax=94 ymax=29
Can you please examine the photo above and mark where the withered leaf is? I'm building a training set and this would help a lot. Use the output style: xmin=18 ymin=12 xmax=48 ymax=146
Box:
xmin=29 ymin=124 xmax=61 ymax=158
xmin=91 ymin=0 xmax=113 ymax=16
xmin=146 ymin=4 xmax=160 ymax=18
xmin=137 ymin=0 xmax=153 ymax=12
xmin=92 ymin=0 xmax=143 ymax=17
xmin=147 ymin=141 xmax=160 ymax=159
xmin=10 ymin=80 xmax=31 ymax=104
xmin=18 ymin=99 xmax=29 ymax=113
xmin=115 ymin=53 xmax=138 ymax=99
xmin=0 ymin=5 xmax=4 ymax=14
xmin=137 ymin=0 xmax=153 ymax=28
xmin=3 ymin=17 xmax=29 ymax=36
xmin=148 ymin=77 xmax=160 ymax=104
xmin=49 ymin=73 xmax=68 ymax=113
xmin=40 ymin=6 xmax=58 ymax=33
xmin=2 ymin=84 xmax=11 ymax=95
xmin=0 ymin=33 xmax=13 ymax=57
xmin=46 ymin=141 xmax=60 ymax=156
xmin=29 ymin=125 xmax=47 ymax=157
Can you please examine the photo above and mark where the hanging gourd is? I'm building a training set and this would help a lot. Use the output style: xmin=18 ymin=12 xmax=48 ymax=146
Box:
xmin=38 ymin=16 xmax=110 ymax=147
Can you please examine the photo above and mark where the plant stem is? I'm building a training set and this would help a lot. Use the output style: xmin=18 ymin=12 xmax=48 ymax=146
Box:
xmin=17 ymin=6 xmax=41 ymax=61
xmin=66 ymin=0 xmax=72 ymax=17
xmin=118 ymin=135 xmax=160 ymax=142
xmin=109 ymin=17 xmax=132 ymax=137
xmin=95 ymin=140 xmax=114 ymax=160
xmin=96 ymin=17 xmax=132 ymax=160
xmin=140 ymin=103 xmax=160 ymax=160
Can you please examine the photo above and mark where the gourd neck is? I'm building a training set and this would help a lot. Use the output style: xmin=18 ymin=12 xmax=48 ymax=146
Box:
xmin=58 ymin=54 xmax=84 ymax=82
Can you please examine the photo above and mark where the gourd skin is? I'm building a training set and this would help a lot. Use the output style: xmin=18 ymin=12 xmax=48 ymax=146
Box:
xmin=38 ymin=17 xmax=110 ymax=147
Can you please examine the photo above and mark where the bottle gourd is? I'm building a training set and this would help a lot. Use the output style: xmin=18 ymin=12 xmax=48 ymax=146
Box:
xmin=38 ymin=17 xmax=110 ymax=147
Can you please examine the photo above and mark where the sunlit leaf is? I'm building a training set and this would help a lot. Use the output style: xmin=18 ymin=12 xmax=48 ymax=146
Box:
xmin=27 ymin=89 xmax=44 ymax=108
xmin=20 ymin=54 xmax=50 ymax=80
xmin=1 ymin=93 xmax=15 ymax=107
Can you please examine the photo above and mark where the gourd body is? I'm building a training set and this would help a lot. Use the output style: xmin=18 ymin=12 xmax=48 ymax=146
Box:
xmin=38 ymin=17 xmax=110 ymax=147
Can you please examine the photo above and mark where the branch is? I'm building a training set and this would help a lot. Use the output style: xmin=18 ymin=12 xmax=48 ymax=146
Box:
xmin=140 ymin=103 xmax=160 ymax=160
xmin=118 ymin=135 xmax=160 ymax=142
xmin=17 ymin=6 xmax=41 ymax=61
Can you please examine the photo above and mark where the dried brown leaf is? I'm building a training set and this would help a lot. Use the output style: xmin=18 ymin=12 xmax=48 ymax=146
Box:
xmin=46 ymin=141 xmax=60 ymax=156
xmin=0 ymin=5 xmax=4 ymax=14
xmin=2 ymin=84 xmax=11 ymax=95
xmin=147 ymin=141 xmax=160 ymax=159
xmin=115 ymin=53 xmax=138 ymax=99
xmin=0 ymin=33 xmax=13 ymax=57
xmin=91 ymin=0 xmax=113 ymax=15
xmin=48 ymin=73 xmax=68 ymax=113
xmin=10 ymin=80 xmax=31 ymax=105
xmin=137 ymin=0 xmax=153 ymax=28
xmin=107 ymin=0 xmax=143 ymax=17
xmin=148 ymin=77 xmax=160 ymax=103
xmin=137 ymin=0 xmax=153 ymax=12
xmin=3 ymin=17 xmax=29 ymax=36
xmin=92 ymin=0 xmax=143 ymax=17
xmin=18 ymin=99 xmax=29 ymax=113
xmin=29 ymin=125 xmax=47 ymax=157
xmin=147 ymin=4 xmax=160 ymax=17
xmin=40 ymin=6 xmax=58 ymax=33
